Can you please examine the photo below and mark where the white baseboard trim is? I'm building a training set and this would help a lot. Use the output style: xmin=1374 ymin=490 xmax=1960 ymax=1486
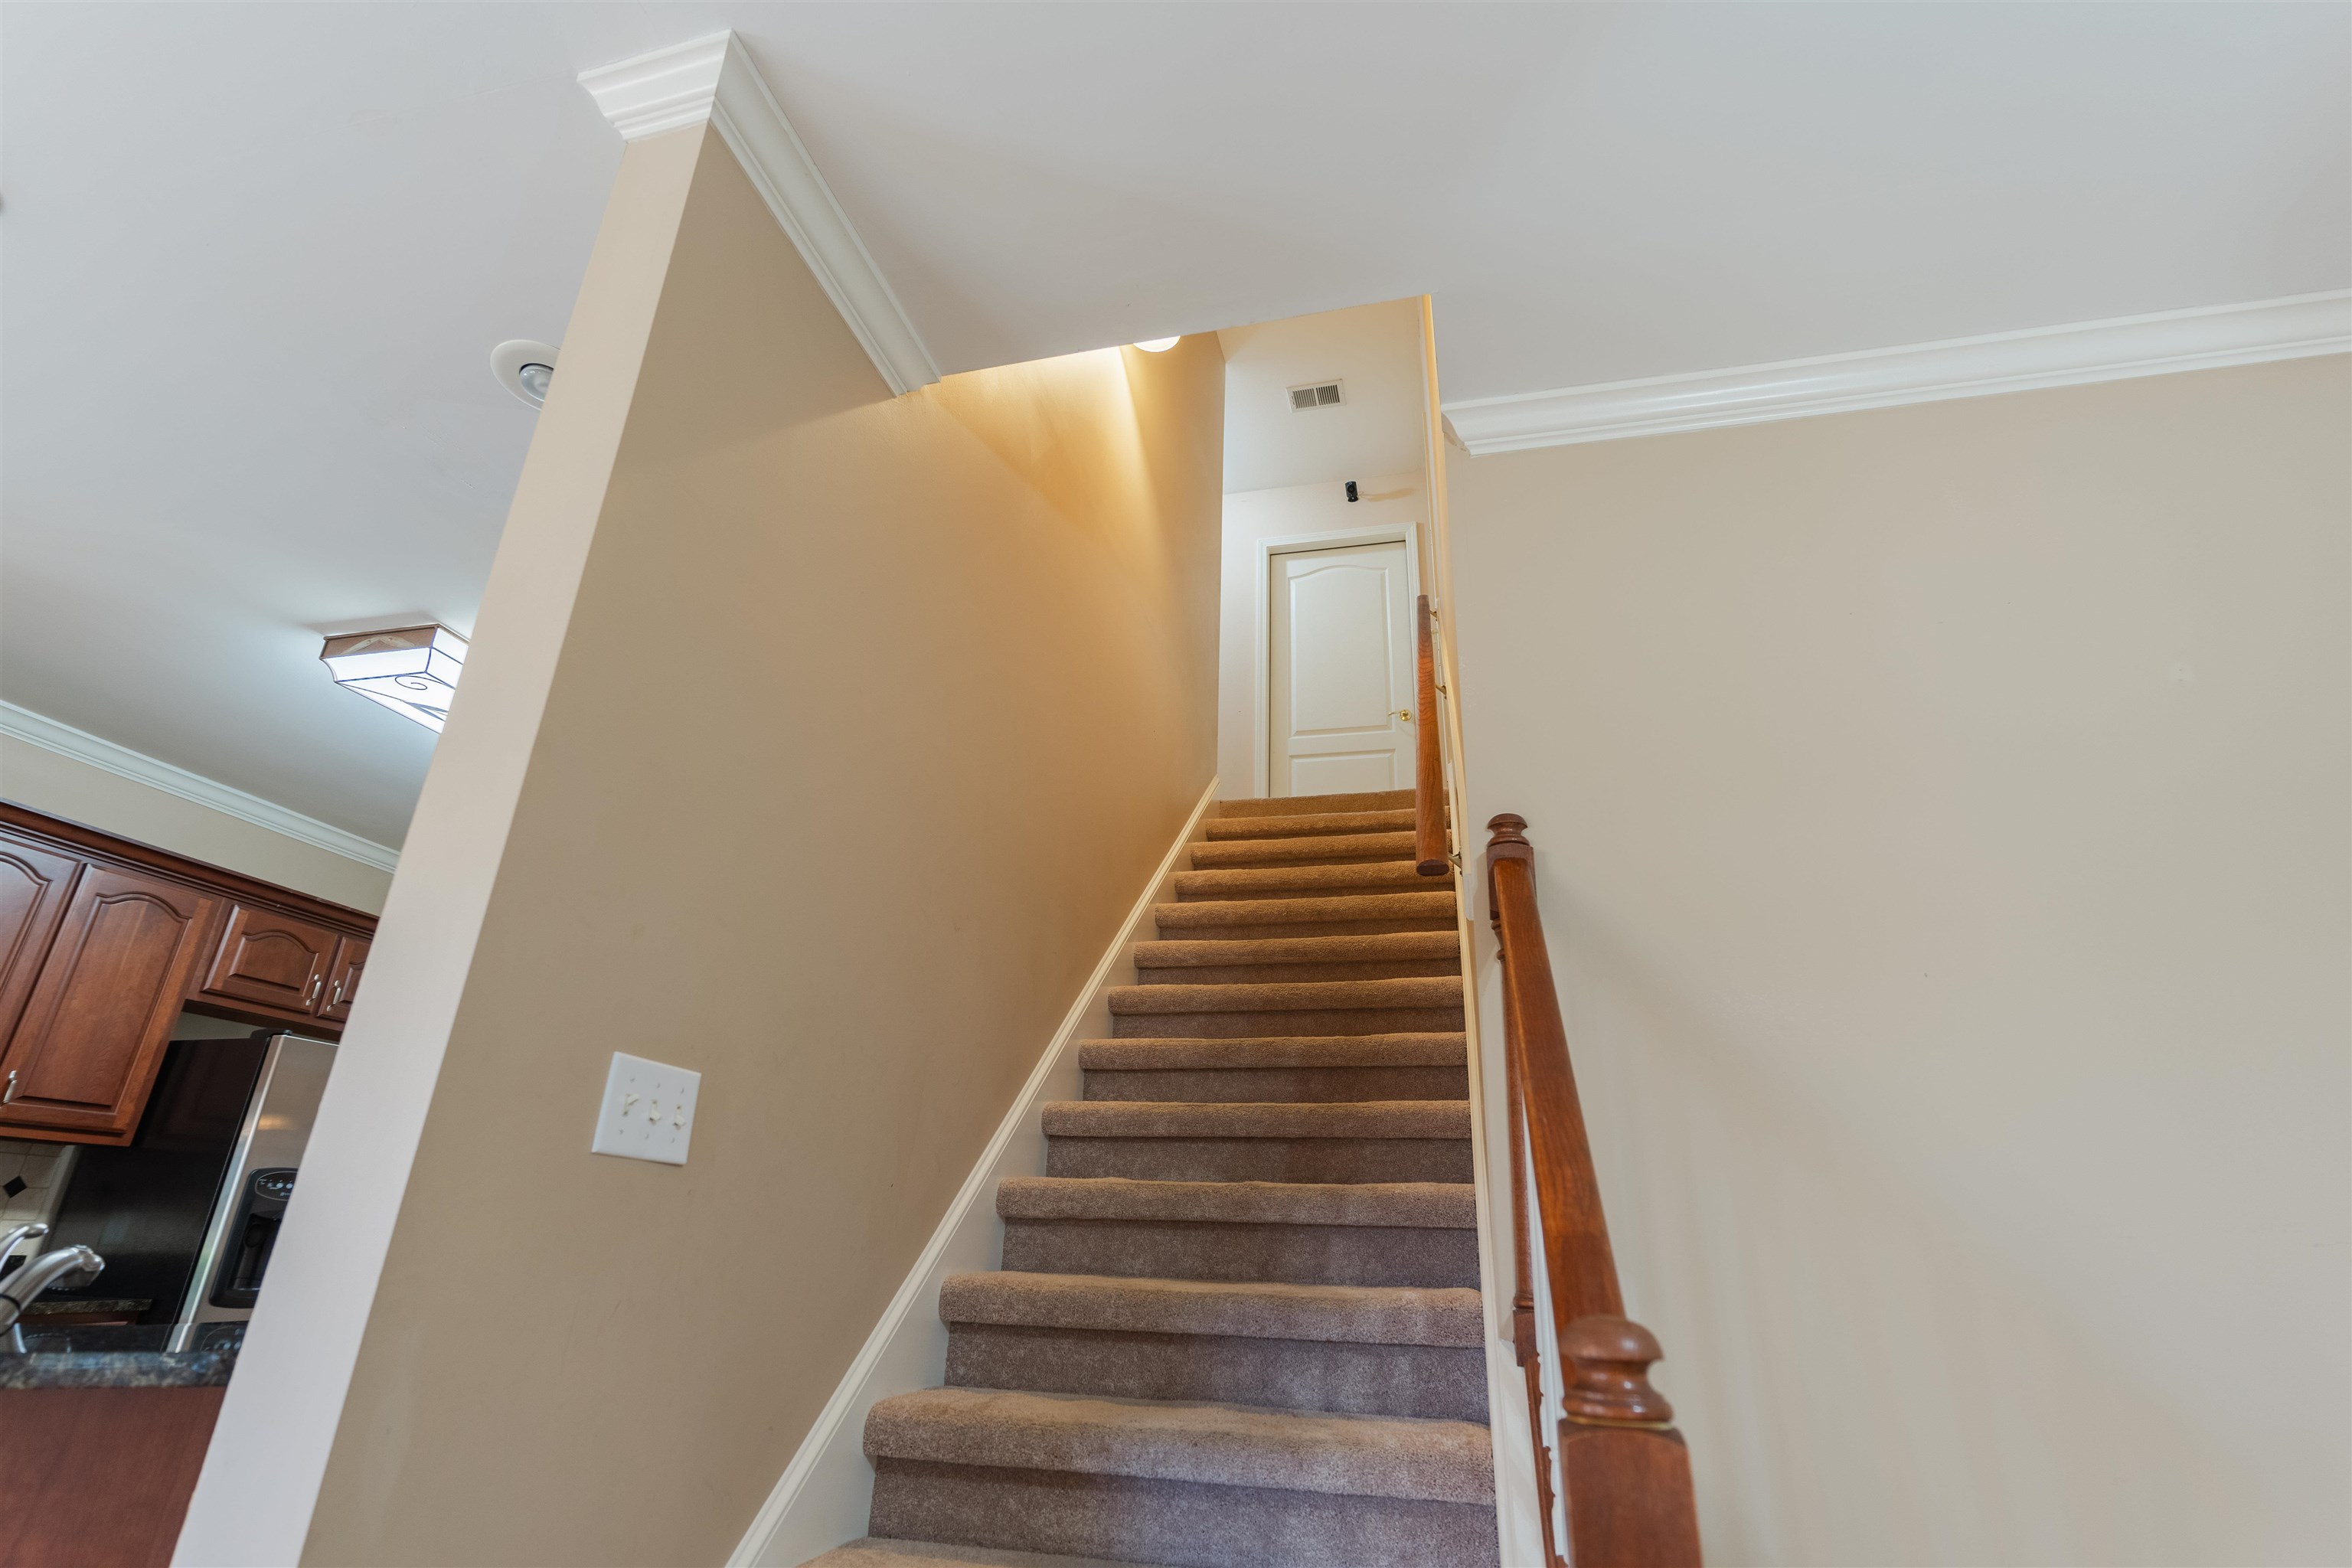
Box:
xmin=1443 ymin=290 xmax=2352 ymax=454
xmin=0 ymin=701 xmax=400 ymax=871
xmin=729 ymin=776 xmax=1221 ymax=1567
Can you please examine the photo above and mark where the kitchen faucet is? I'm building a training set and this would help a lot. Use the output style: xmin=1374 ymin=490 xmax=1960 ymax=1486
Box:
xmin=0 ymin=1220 xmax=48 ymax=1266
xmin=1 ymin=1240 xmax=104 ymax=1350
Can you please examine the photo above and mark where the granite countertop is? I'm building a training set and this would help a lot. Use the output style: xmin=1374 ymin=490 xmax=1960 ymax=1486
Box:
xmin=0 ymin=1322 xmax=243 ymax=1390
xmin=0 ymin=1349 xmax=234 ymax=1390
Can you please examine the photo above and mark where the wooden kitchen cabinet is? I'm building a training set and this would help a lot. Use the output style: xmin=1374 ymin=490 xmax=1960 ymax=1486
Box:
xmin=198 ymin=904 xmax=339 ymax=1017
xmin=0 ymin=866 xmax=222 ymax=1141
xmin=0 ymin=838 xmax=85 ymax=1044
xmin=318 ymin=935 xmax=370 ymax=1025
xmin=0 ymin=802 xmax=377 ymax=1145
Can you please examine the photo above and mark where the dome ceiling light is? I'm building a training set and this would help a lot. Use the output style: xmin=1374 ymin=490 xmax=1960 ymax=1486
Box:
xmin=321 ymin=624 xmax=469 ymax=732
xmin=1132 ymin=337 xmax=1180 ymax=353
xmin=491 ymin=339 xmax=560 ymax=407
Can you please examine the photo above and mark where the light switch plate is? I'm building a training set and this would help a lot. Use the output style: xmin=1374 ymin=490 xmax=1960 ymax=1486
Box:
xmin=591 ymin=1052 xmax=701 ymax=1165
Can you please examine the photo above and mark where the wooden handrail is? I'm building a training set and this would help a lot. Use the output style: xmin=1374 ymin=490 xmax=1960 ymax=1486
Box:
xmin=1488 ymin=813 xmax=1704 ymax=1568
xmin=1413 ymin=594 xmax=1447 ymax=874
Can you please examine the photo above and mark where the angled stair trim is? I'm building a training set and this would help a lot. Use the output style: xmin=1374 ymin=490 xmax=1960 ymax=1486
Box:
xmin=1443 ymin=290 xmax=2352 ymax=453
xmin=578 ymin=32 xmax=941 ymax=397
xmin=729 ymin=778 xmax=1220 ymax=1567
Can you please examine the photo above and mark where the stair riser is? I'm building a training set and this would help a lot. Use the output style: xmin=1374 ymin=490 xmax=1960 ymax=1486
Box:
xmin=1203 ymin=812 xmax=1416 ymax=841
xmin=1188 ymin=834 xmax=1416 ymax=868
xmin=1135 ymin=959 xmax=1459 ymax=985
xmin=868 ymin=1460 xmax=1499 ymax=1568
xmin=1214 ymin=789 xmax=1416 ymax=818
xmin=1001 ymin=1219 xmax=1478 ymax=1289
xmin=1082 ymin=1066 xmax=1469 ymax=1103
xmin=1045 ymin=1137 xmax=1473 ymax=1184
xmin=1187 ymin=849 xmax=1413 ymax=871
xmin=1109 ymin=1007 xmax=1466 ymax=1039
xmin=946 ymin=1325 xmax=1488 ymax=1421
xmin=1175 ymin=877 xmax=1449 ymax=903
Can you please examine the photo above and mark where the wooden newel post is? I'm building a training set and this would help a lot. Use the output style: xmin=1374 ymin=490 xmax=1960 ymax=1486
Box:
xmin=1557 ymin=1316 xmax=1704 ymax=1567
xmin=1560 ymin=1315 xmax=1675 ymax=1426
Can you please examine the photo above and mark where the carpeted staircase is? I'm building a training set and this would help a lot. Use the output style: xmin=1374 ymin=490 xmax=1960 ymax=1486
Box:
xmin=808 ymin=789 xmax=1497 ymax=1568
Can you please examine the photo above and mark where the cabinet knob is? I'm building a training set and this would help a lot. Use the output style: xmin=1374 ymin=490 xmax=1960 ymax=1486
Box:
xmin=2 ymin=1070 xmax=17 ymax=1105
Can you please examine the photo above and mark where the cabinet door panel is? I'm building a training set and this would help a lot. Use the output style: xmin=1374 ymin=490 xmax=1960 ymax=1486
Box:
xmin=200 ymin=906 xmax=337 ymax=1017
xmin=318 ymin=936 xmax=370 ymax=1026
xmin=0 ymin=868 xmax=221 ymax=1138
xmin=0 ymin=837 xmax=84 ymax=1042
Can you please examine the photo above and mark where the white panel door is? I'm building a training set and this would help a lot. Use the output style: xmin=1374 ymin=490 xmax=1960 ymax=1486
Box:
xmin=1269 ymin=541 xmax=1413 ymax=796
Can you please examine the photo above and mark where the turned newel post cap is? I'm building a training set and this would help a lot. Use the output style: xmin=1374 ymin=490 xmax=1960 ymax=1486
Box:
xmin=1487 ymin=812 xmax=1528 ymax=838
xmin=1560 ymin=1315 xmax=1676 ymax=1427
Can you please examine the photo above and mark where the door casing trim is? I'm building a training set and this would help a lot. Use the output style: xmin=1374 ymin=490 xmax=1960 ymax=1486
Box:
xmin=1255 ymin=524 xmax=1421 ymax=799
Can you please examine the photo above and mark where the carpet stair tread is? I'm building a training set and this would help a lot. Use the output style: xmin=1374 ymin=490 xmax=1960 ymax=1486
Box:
xmin=802 ymin=1540 xmax=1149 ymax=1568
xmin=1202 ymin=808 xmax=1416 ymax=841
xmin=998 ymin=1176 xmax=1475 ymax=1228
xmin=864 ymin=1387 xmax=1494 ymax=1505
xmin=1078 ymin=1034 xmax=1466 ymax=1070
xmin=1134 ymin=932 xmax=1459 ymax=969
xmin=1174 ymin=861 xmax=1449 ymax=901
xmin=939 ymin=1272 xmax=1484 ymax=1348
xmin=1153 ymin=892 xmax=1456 ymax=931
xmin=1214 ymin=789 xmax=1416 ymax=818
xmin=1043 ymin=1100 xmax=1468 ymax=1140
xmin=1186 ymin=831 xmax=1417 ymax=870
xmin=841 ymin=790 xmax=1491 ymax=1566
xmin=1108 ymin=977 xmax=1460 ymax=1015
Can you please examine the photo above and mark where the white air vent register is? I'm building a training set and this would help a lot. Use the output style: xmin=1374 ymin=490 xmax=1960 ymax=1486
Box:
xmin=1289 ymin=381 xmax=1345 ymax=410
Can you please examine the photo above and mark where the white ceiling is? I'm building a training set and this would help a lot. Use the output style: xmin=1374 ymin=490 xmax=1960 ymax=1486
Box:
xmin=4 ymin=3 xmax=2344 ymax=846
xmin=1220 ymin=299 xmax=1428 ymax=495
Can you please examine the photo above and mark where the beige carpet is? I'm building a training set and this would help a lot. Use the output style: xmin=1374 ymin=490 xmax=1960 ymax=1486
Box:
xmin=806 ymin=789 xmax=1494 ymax=1568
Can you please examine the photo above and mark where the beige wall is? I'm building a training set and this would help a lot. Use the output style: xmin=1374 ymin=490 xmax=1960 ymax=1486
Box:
xmin=264 ymin=121 xmax=1223 ymax=1565
xmin=0 ymin=740 xmax=393 ymax=912
xmin=1447 ymin=358 xmax=2350 ymax=1566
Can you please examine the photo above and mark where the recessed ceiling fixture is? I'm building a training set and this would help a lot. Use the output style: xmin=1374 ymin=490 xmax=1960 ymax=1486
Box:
xmin=1132 ymin=337 xmax=1181 ymax=353
xmin=321 ymin=624 xmax=469 ymax=733
xmin=1289 ymin=381 xmax=1344 ymax=410
xmin=491 ymin=339 xmax=560 ymax=407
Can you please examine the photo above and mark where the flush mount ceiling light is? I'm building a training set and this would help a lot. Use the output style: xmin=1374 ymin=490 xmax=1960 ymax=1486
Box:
xmin=491 ymin=339 xmax=560 ymax=407
xmin=321 ymin=624 xmax=469 ymax=733
xmin=1132 ymin=337 xmax=1181 ymax=353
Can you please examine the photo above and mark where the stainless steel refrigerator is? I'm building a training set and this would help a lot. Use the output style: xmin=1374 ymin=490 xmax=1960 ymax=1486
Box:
xmin=36 ymin=1031 xmax=336 ymax=1348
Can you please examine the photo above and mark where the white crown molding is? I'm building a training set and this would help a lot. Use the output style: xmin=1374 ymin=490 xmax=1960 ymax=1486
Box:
xmin=579 ymin=32 xmax=941 ymax=398
xmin=1443 ymin=291 xmax=2352 ymax=454
xmin=0 ymin=701 xmax=400 ymax=871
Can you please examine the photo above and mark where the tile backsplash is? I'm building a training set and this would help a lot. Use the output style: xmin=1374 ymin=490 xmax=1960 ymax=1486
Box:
xmin=0 ymin=1138 xmax=78 ymax=1266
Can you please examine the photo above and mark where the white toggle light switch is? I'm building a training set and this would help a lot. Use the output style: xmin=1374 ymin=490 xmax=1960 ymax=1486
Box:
xmin=592 ymin=1052 xmax=700 ymax=1165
